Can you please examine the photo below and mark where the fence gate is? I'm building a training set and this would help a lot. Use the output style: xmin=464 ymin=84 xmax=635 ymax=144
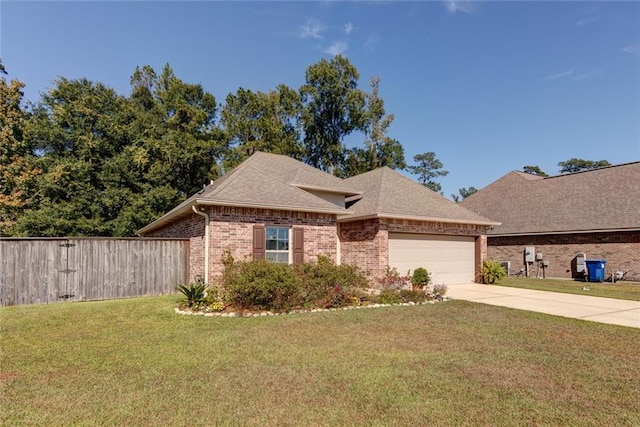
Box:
xmin=57 ymin=240 xmax=80 ymax=302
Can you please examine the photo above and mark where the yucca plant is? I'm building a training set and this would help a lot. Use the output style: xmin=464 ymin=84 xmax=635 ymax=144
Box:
xmin=176 ymin=282 xmax=207 ymax=307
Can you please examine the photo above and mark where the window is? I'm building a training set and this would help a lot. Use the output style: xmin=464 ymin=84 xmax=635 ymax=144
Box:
xmin=253 ymin=225 xmax=303 ymax=264
xmin=265 ymin=226 xmax=290 ymax=263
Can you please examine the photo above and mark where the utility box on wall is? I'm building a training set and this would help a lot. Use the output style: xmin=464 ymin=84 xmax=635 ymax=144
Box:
xmin=524 ymin=246 xmax=535 ymax=263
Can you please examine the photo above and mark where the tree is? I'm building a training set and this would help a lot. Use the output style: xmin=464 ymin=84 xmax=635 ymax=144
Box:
xmin=300 ymin=55 xmax=366 ymax=173
xmin=0 ymin=72 xmax=41 ymax=235
xmin=558 ymin=158 xmax=611 ymax=174
xmin=134 ymin=64 xmax=226 ymax=197
xmin=10 ymin=64 xmax=226 ymax=236
xmin=451 ymin=187 xmax=477 ymax=202
xmin=339 ymin=77 xmax=406 ymax=177
xmin=221 ymin=85 xmax=303 ymax=171
xmin=12 ymin=77 xmax=133 ymax=236
xmin=522 ymin=165 xmax=548 ymax=177
xmin=408 ymin=152 xmax=449 ymax=193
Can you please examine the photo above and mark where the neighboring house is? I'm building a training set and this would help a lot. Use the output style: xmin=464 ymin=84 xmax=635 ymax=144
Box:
xmin=461 ymin=162 xmax=640 ymax=281
xmin=138 ymin=152 xmax=498 ymax=286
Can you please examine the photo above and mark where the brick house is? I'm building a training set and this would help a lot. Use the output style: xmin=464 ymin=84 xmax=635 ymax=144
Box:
xmin=138 ymin=152 xmax=498 ymax=286
xmin=461 ymin=162 xmax=640 ymax=281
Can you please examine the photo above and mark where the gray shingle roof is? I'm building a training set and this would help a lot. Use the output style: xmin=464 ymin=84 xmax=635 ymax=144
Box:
xmin=138 ymin=153 xmax=500 ymax=235
xmin=137 ymin=152 xmax=360 ymax=234
xmin=341 ymin=167 xmax=498 ymax=226
xmin=461 ymin=162 xmax=640 ymax=235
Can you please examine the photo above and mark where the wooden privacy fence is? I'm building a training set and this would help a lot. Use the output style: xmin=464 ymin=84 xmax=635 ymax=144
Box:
xmin=0 ymin=238 xmax=190 ymax=306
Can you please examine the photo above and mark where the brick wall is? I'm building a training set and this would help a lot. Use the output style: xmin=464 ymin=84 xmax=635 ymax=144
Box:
xmin=488 ymin=230 xmax=640 ymax=281
xmin=339 ymin=218 xmax=489 ymax=286
xmin=339 ymin=219 xmax=388 ymax=283
xmin=147 ymin=206 xmax=338 ymax=283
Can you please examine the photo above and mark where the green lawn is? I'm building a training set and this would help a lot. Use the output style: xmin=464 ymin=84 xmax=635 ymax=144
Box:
xmin=1 ymin=295 xmax=639 ymax=426
xmin=497 ymin=276 xmax=640 ymax=301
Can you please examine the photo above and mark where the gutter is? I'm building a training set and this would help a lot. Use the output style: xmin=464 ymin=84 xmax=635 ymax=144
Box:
xmin=192 ymin=205 xmax=210 ymax=285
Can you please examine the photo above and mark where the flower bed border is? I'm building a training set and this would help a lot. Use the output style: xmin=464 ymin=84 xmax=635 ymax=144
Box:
xmin=175 ymin=298 xmax=449 ymax=318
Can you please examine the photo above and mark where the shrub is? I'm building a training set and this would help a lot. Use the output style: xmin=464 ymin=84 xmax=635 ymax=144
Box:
xmin=176 ymin=282 xmax=206 ymax=307
xmin=203 ymin=286 xmax=225 ymax=311
xmin=411 ymin=267 xmax=430 ymax=290
xmin=379 ymin=266 xmax=411 ymax=290
xmin=399 ymin=289 xmax=428 ymax=303
xmin=223 ymin=259 xmax=303 ymax=311
xmin=295 ymin=255 xmax=369 ymax=308
xmin=376 ymin=289 xmax=403 ymax=305
xmin=431 ymin=283 xmax=448 ymax=297
xmin=481 ymin=259 xmax=507 ymax=284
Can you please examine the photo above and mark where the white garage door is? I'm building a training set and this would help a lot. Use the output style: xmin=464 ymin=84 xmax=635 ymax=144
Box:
xmin=388 ymin=233 xmax=476 ymax=285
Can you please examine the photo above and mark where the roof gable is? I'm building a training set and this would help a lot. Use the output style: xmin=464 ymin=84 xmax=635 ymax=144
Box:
xmin=138 ymin=152 xmax=359 ymax=235
xmin=342 ymin=167 xmax=498 ymax=226
xmin=462 ymin=162 xmax=640 ymax=234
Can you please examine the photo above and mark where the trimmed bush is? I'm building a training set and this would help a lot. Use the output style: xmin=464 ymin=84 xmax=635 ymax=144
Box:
xmin=223 ymin=259 xmax=303 ymax=311
xmin=411 ymin=267 xmax=430 ymax=290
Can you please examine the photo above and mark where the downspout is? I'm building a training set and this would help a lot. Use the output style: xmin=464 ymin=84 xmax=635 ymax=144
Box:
xmin=192 ymin=205 xmax=210 ymax=285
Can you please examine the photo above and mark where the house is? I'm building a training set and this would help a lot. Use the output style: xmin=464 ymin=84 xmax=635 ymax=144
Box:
xmin=461 ymin=162 xmax=640 ymax=281
xmin=138 ymin=152 xmax=498 ymax=286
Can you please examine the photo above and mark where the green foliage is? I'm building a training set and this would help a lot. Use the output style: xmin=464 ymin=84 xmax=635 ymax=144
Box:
xmin=339 ymin=77 xmax=406 ymax=177
xmin=399 ymin=289 xmax=428 ymax=303
xmin=452 ymin=186 xmax=478 ymax=202
xmin=223 ymin=259 xmax=303 ymax=311
xmin=376 ymin=289 xmax=403 ymax=305
xmin=176 ymin=282 xmax=207 ymax=307
xmin=295 ymin=255 xmax=369 ymax=308
xmin=522 ymin=165 xmax=548 ymax=177
xmin=411 ymin=267 xmax=430 ymax=289
xmin=558 ymin=158 xmax=611 ymax=174
xmin=5 ymin=57 xmax=409 ymax=237
xmin=408 ymin=151 xmax=449 ymax=193
xmin=0 ymin=74 xmax=41 ymax=235
xmin=300 ymin=55 xmax=366 ymax=172
xmin=481 ymin=260 xmax=507 ymax=284
xmin=221 ymin=85 xmax=303 ymax=170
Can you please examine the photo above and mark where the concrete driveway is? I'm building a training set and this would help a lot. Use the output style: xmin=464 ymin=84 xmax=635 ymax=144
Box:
xmin=446 ymin=283 xmax=640 ymax=329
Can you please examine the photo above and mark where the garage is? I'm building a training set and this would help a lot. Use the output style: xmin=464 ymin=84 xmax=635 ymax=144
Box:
xmin=388 ymin=233 xmax=476 ymax=285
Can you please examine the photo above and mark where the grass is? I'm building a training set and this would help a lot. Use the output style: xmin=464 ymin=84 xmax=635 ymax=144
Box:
xmin=496 ymin=276 xmax=640 ymax=301
xmin=1 ymin=295 xmax=639 ymax=426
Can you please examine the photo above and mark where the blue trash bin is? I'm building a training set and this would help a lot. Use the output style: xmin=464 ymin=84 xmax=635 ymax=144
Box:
xmin=585 ymin=259 xmax=606 ymax=282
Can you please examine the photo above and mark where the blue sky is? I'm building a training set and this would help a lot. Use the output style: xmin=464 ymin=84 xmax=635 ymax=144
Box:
xmin=2 ymin=1 xmax=639 ymax=199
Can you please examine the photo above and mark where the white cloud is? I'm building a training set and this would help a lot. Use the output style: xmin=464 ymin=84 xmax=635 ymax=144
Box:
xmin=444 ymin=0 xmax=472 ymax=14
xmin=343 ymin=22 xmax=354 ymax=36
xmin=299 ymin=20 xmax=325 ymax=40
xmin=542 ymin=69 xmax=574 ymax=82
xmin=324 ymin=41 xmax=348 ymax=56
xmin=622 ymin=45 xmax=640 ymax=54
